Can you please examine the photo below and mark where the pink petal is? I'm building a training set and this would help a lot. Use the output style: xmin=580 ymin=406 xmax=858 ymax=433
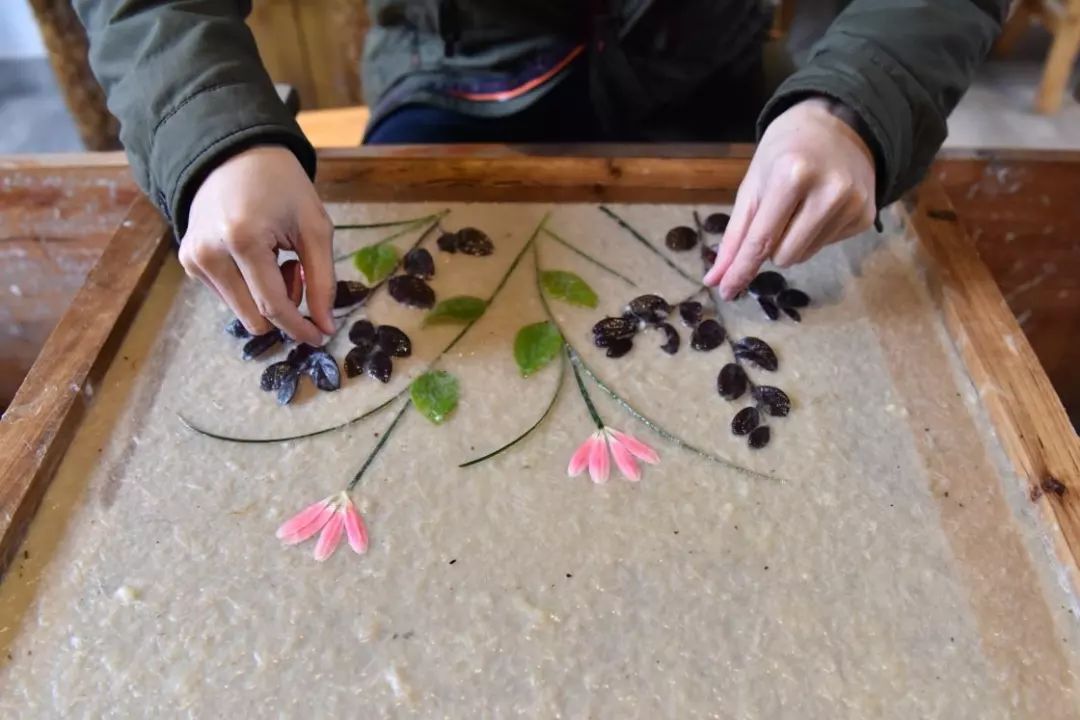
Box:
xmin=343 ymin=499 xmax=369 ymax=555
xmin=276 ymin=497 xmax=335 ymax=544
xmin=313 ymin=511 xmax=345 ymax=561
xmin=588 ymin=433 xmax=611 ymax=484
xmin=608 ymin=434 xmax=641 ymax=481
xmin=567 ymin=434 xmax=598 ymax=477
xmin=607 ymin=429 xmax=659 ymax=465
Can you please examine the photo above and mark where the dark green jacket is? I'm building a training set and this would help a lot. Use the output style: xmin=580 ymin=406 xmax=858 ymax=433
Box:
xmin=75 ymin=1 xmax=1005 ymax=237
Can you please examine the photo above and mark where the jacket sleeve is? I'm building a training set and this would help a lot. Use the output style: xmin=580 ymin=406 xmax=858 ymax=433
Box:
xmin=73 ymin=0 xmax=317 ymax=236
xmin=757 ymin=0 xmax=1006 ymax=207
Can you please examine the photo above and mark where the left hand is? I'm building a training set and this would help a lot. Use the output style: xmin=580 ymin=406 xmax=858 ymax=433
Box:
xmin=703 ymin=97 xmax=877 ymax=299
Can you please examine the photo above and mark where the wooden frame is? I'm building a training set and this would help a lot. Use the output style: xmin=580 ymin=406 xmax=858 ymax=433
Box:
xmin=0 ymin=147 xmax=1076 ymax=589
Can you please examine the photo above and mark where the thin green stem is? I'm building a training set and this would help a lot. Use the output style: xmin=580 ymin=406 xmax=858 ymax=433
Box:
xmin=458 ymin=349 xmax=567 ymax=468
xmin=332 ymin=210 xmax=449 ymax=264
xmin=568 ymin=345 xmax=605 ymax=429
xmin=333 ymin=215 xmax=436 ymax=231
xmin=540 ymin=228 xmax=638 ymax=287
xmin=348 ymin=398 xmax=411 ymax=490
xmin=598 ymin=206 xmax=699 ymax=286
xmin=177 ymin=394 xmax=399 ymax=444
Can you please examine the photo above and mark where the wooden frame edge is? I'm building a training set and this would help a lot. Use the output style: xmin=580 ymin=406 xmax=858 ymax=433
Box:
xmin=907 ymin=177 xmax=1080 ymax=590
xmin=0 ymin=196 xmax=171 ymax=577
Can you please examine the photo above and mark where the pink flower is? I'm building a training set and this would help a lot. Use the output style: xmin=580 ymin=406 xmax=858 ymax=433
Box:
xmin=276 ymin=491 xmax=369 ymax=561
xmin=567 ymin=428 xmax=659 ymax=484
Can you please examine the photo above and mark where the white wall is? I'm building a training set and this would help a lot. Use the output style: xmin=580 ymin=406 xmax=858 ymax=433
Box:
xmin=0 ymin=1 xmax=47 ymax=59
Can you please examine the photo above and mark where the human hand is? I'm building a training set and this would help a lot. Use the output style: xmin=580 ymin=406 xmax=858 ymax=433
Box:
xmin=703 ymin=97 xmax=876 ymax=299
xmin=178 ymin=145 xmax=335 ymax=346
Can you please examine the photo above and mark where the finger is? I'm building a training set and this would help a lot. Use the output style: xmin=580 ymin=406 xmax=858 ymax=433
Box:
xmin=798 ymin=199 xmax=875 ymax=265
xmin=294 ymin=211 xmax=337 ymax=335
xmin=201 ymin=249 xmax=275 ymax=336
xmin=772 ymin=196 xmax=844 ymax=268
xmin=717 ymin=188 xmax=801 ymax=300
xmin=281 ymin=259 xmax=304 ymax=306
xmin=231 ymin=238 xmax=324 ymax=346
xmin=703 ymin=182 xmax=756 ymax=286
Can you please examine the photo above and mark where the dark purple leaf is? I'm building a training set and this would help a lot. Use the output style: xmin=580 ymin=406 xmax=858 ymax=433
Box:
xmin=605 ymin=337 xmax=634 ymax=358
xmin=703 ymin=213 xmax=730 ymax=234
xmin=701 ymin=244 xmax=718 ymax=266
xmin=333 ymin=280 xmax=370 ymax=308
xmin=664 ymin=226 xmax=698 ymax=251
xmin=690 ymin=319 xmax=725 ymax=351
xmin=748 ymin=271 xmax=786 ymax=297
xmin=731 ymin=407 xmax=759 ymax=436
xmin=286 ymin=343 xmax=317 ymax=367
xmin=349 ymin=319 xmax=376 ymax=346
xmin=375 ymin=325 xmax=412 ymax=357
xmin=388 ymin=275 xmax=436 ymax=309
xmin=758 ymin=297 xmax=780 ymax=321
xmin=260 ymin=361 xmax=293 ymax=392
xmin=242 ymin=330 xmax=283 ymax=360
xmin=403 ymin=248 xmax=435 ymax=279
xmin=225 ymin=318 xmax=250 ymax=338
xmin=753 ymin=385 xmax=790 ymax=417
xmin=592 ymin=316 xmax=638 ymax=347
xmin=657 ymin=323 xmax=680 ymax=354
xmin=782 ymin=307 xmax=801 ymax=323
xmin=365 ymin=349 xmax=393 ymax=383
xmin=678 ymin=301 xmax=703 ymax=327
xmin=304 ymin=349 xmax=341 ymax=391
xmin=344 ymin=346 xmax=369 ymax=378
xmin=733 ymin=336 xmax=778 ymax=371
xmin=748 ymin=425 xmax=771 ymax=449
xmin=437 ymin=232 xmax=459 ymax=253
xmin=275 ymin=365 xmax=301 ymax=405
xmin=776 ymin=288 xmax=810 ymax=308
xmin=626 ymin=294 xmax=671 ymax=324
xmin=455 ymin=227 xmax=494 ymax=256
xmin=717 ymin=363 xmax=748 ymax=401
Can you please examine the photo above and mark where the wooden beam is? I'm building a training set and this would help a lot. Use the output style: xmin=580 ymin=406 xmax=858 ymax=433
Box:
xmin=0 ymin=196 xmax=170 ymax=576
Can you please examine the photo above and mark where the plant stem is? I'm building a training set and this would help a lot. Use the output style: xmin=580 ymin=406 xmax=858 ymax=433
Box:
xmin=333 ymin=210 xmax=450 ymax=263
xmin=598 ymin=206 xmax=700 ymax=286
xmin=540 ymin=228 xmax=638 ymax=287
xmin=333 ymin=215 xmax=438 ymax=231
xmin=458 ymin=349 xmax=567 ymax=468
xmin=348 ymin=398 xmax=412 ymax=490
xmin=177 ymin=393 xmax=400 ymax=444
xmin=568 ymin=345 xmax=605 ymax=429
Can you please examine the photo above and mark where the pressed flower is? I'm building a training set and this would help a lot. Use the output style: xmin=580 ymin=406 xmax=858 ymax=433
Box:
xmin=567 ymin=427 xmax=658 ymax=484
xmin=277 ymin=491 xmax=368 ymax=561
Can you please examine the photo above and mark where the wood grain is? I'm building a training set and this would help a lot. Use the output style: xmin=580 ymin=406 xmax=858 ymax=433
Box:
xmin=0 ymin=164 xmax=138 ymax=406
xmin=0 ymin=196 xmax=170 ymax=576
xmin=908 ymin=177 xmax=1080 ymax=590
xmin=934 ymin=152 xmax=1080 ymax=429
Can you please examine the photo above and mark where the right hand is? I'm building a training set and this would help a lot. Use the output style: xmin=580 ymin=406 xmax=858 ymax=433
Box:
xmin=178 ymin=145 xmax=335 ymax=346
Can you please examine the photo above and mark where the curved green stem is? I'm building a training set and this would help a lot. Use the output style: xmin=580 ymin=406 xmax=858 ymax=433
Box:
xmin=458 ymin=349 xmax=567 ymax=468
xmin=599 ymin=206 xmax=699 ymax=286
xmin=177 ymin=393 xmax=399 ymax=444
xmin=333 ymin=215 xmax=437 ymax=231
xmin=332 ymin=210 xmax=449 ymax=264
xmin=540 ymin=228 xmax=638 ymax=287
xmin=348 ymin=398 xmax=411 ymax=490
xmin=568 ymin=345 xmax=605 ymax=429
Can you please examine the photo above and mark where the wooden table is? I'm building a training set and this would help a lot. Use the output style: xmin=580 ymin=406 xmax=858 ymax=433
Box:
xmin=1 ymin=146 xmax=1077 ymax=576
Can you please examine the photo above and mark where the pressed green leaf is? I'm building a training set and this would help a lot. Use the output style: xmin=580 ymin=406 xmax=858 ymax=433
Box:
xmin=353 ymin=243 xmax=399 ymax=284
xmin=513 ymin=321 xmax=563 ymax=377
xmin=539 ymin=270 xmax=598 ymax=308
xmin=410 ymin=370 xmax=459 ymax=425
xmin=423 ymin=296 xmax=487 ymax=326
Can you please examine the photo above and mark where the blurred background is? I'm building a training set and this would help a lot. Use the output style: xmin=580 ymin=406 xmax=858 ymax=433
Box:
xmin=1 ymin=0 xmax=1078 ymax=154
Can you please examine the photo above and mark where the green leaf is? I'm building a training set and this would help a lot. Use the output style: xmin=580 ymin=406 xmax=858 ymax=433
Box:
xmin=353 ymin=243 xmax=399 ymax=284
xmin=514 ymin=322 xmax=563 ymax=377
xmin=423 ymin=296 xmax=487 ymax=326
xmin=540 ymin=270 xmax=598 ymax=308
xmin=410 ymin=370 xmax=460 ymax=425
